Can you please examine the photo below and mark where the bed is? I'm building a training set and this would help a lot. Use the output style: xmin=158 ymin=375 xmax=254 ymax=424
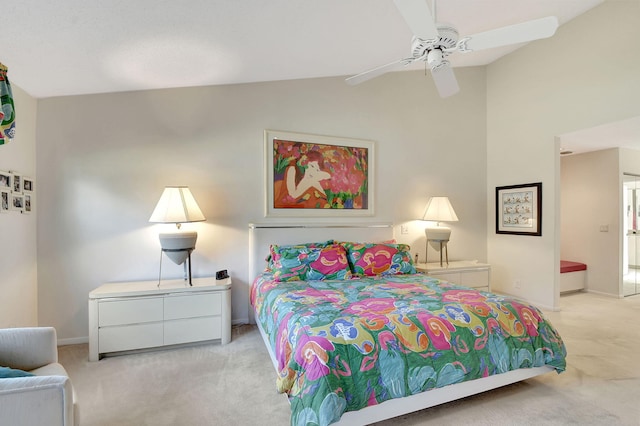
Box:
xmin=249 ymin=223 xmax=567 ymax=425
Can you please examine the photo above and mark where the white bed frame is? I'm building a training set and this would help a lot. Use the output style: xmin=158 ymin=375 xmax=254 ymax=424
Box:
xmin=248 ymin=222 xmax=555 ymax=425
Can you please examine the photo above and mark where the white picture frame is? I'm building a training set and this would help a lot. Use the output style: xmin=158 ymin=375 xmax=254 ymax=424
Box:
xmin=0 ymin=189 xmax=9 ymax=213
xmin=264 ymin=129 xmax=375 ymax=218
xmin=22 ymin=176 xmax=34 ymax=193
xmin=23 ymin=193 xmax=33 ymax=214
xmin=10 ymin=193 xmax=24 ymax=212
xmin=0 ymin=171 xmax=11 ymax=190
xmin=11 ymin=172 xmax=21 ymax=193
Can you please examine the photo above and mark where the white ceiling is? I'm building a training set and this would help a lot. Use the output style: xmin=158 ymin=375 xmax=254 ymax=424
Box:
xmin=5 ymin=0 xmax=637 ymax=155
xmin=3 ymin=0 xmax=602 ymax=99
xmin=560 ymin=116 xmax=640 ymax=156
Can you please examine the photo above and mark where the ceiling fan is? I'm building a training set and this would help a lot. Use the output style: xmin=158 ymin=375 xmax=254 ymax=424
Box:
xmin=346 ymin=0 xmax=559 ymax=98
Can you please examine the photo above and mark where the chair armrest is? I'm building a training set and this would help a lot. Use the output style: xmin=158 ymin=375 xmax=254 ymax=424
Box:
xmin=0 ymin=375 xmax=74 ymax=426
xmin=0 ymin=327 xmax=58 ymax=370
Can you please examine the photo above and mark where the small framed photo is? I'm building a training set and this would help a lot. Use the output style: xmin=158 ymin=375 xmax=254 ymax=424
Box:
xmin=11 ymin=172 xmax=21 ymax=193
xmin=10 ymin=193 xmax=25 ymax=212
xmin=0 ymin=170 xmax=11 ymax=189
xmin=0 ymin=189 xmax=9 ymax=213
xmin=23 ymin=193 xmax=33 ymax=214
xmin=496 ymin=182 xmax=542 ymax=236
xmin=22 ymin=176 xmax=34 ymax=193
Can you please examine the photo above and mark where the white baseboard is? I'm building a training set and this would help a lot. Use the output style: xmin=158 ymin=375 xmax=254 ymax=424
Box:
xmin=585 ymin=289 xmax=623 ymax=298
xmin=58 ymin=336 xmax=89 ymax=346
xmin=232 ymin=317 xmax=248 ymax=326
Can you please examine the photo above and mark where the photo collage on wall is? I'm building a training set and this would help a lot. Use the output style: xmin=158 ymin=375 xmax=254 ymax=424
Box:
xmin=0 ymin=170 xmax=34 ymax=214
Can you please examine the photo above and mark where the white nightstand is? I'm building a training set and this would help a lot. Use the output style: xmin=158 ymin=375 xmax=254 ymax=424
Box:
xmin=415 ymin=261 xmax=491 ymax=291
xmin=88 ymin=276 xmax=231 ymax=361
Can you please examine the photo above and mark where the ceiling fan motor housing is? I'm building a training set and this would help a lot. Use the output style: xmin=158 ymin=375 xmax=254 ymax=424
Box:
xmin=411 ymin=23 xmax=459 ymax=61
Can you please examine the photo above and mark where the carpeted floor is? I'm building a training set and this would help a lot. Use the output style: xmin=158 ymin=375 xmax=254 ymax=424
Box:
xmin=58 ymin=292 xmax=640 ymax=425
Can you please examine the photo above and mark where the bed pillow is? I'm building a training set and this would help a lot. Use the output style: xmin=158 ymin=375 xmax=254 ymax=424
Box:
xmin=0 ymin=366 xmax=34 ymax=379
xmin=271 ymin=243 xmax=351 ymax=282
xmin=265 ymin=240 xmax=334 ymax=271
xmin=346 ymin=242 xmax=416 ymax=276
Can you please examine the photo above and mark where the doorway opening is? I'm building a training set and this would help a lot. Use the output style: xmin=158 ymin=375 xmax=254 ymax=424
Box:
xmin=623 ymin=173 xmax=640 ymax=296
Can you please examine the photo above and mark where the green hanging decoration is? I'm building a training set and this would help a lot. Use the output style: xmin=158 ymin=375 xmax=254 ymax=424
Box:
xmin=0 ymin=62 xmax=16 ymax=145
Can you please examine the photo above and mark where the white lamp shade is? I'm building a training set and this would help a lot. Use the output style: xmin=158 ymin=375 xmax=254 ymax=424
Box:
xmin=149 ymin=186 xmax=206 ymax=224
xmin=422 ymin=197 xmax=459 ymax=222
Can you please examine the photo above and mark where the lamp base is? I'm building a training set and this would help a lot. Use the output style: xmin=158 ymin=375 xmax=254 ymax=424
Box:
xmin=426 ymin=240 xmax=449 ymax=267
xmin=158 ymin=248 xmax=194 ymax=287
xmin=425 ymin=226 xmax=451 ymax=267
xmin=425 ymin=226 xmax=451 ymax=241
xmin=157 ymin=231 xmax=198 ymax=287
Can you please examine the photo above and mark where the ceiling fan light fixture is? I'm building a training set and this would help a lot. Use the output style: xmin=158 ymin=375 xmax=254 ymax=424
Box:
xmin=427 ymin=49 xmax=443 ymax=68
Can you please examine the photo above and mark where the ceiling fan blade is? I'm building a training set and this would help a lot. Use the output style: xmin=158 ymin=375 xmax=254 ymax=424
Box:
xmin=459 ymin=16 xmax=559 ymax=53
xmin=430 ymin=62 xmax=459 ymax=98
xmin=346 ymin=59 xmax=411 ymax=86
xmin=393 ymin=0 xmax=439 ymax=40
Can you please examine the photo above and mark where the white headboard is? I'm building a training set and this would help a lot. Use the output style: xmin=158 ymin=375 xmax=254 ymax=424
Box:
xmin=248 ymin=222 xmax=394 ymax=322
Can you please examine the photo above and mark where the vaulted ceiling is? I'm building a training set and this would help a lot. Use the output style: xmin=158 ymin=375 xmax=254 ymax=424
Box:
xmin=3 ymin=0 xmax=602 ymax=99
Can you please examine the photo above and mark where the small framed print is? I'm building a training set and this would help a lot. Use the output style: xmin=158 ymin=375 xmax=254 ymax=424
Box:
xmin=0 ymin=171 xmax=10 ymax=189
xmin=496 ymin=182 xmax=542 ymax=236
xmin=11 ymin=172 xmax=21 ymax=193
xmin=23 ymin=176 xmax=34 ymax=193
xmin=0 ymin=189 xmax=9 ymax=213
xmin=23 ymin=193 xmax=33 ymax=214
xmin=10 ymin=193 xmax=25 ymax=212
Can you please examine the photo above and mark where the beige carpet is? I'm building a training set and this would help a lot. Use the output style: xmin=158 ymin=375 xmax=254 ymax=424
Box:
xmin=59 ymin=292 xmax=640 ymax=425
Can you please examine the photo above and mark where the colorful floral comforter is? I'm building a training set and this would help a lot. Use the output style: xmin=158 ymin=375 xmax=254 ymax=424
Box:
xmin=251 ymin=273 xmax=566 ymax=426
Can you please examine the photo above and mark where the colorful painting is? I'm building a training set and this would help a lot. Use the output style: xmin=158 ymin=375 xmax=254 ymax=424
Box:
xmin=265 ymin=130 xmax=374 ymax=217
xmin=0 ymin=62 xmax=16 ymax=145
xmin=496 ymin=182 xmax=542 ymax=236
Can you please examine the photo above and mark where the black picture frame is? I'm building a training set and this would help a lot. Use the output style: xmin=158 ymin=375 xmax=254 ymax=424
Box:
xmin=496 ymin=182 xmax=542 ymax=236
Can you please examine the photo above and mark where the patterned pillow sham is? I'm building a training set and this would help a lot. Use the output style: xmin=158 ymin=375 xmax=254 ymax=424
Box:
xmin=346 ymin=242 xmax=416 ymax=276
xmin=265 ymin=240 xmax=334 ymax=271
xmin=271 ymin=243 xmax=351 ymax=282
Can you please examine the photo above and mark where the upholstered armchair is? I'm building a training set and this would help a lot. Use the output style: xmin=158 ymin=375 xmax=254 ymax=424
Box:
xmin=0 ymin=327 xmax=78 ymax=426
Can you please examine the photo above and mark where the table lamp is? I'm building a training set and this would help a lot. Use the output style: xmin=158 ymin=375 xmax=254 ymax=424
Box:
xmin=422 ymin=196 xmax=458 ymax=266
xmin=149 ymin=186 xmax=206 ymax=286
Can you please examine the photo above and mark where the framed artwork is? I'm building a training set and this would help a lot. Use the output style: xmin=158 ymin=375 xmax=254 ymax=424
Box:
xmin=264 ymin=130 xmax=374 ymax=217
xmin=23 ymin=194 xmax=32 ymax=214
xmin=0 ymin=170 xmax=10 ymax=189
xmin=11 ymin=172 xmax=21 ymax=193
xmin=0 ymin=189 xmax=9 ymax=213
xmin=10 ymin=193 xmax=24 ymax=212
xmin=496 ymin=182 xmax=542 ymax=236
xmin=22 ymin=176 xmax=34 ymax=193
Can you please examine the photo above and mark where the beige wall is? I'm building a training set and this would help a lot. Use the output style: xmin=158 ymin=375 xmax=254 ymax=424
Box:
xmin=486 ymin=0 xmax=640 ymax=309
xmin=36 ymin=69 xmax=488 ymax=341
xmin=561 ymin=149 xmax=620 ymax=296
xmin=0 ymin=84 xmax=38 ymax=327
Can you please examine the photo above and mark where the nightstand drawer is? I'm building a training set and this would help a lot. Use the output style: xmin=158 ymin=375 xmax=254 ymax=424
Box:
xmin=164 ymin=293 xmax=221 ymax=320
xmin=431 ymin=272 xmax=459 ymax=283
xmin=99 ymin=323 xmax=163 ymax=353
xmin=164 ymin=316 xmax=222 ymax=345
xmin=415 ymin=261 xmax=491 ymax=291
xmin=99 ymin=297 xmax=163 ymax=327
xmin=460 ymin=270 xmax=489 ymax=288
